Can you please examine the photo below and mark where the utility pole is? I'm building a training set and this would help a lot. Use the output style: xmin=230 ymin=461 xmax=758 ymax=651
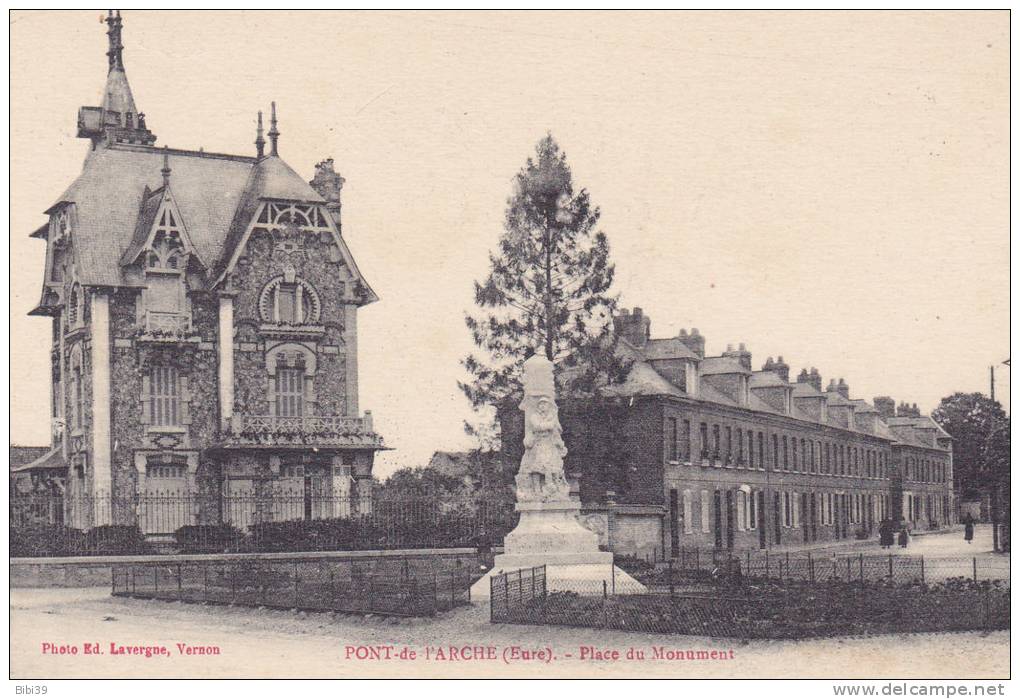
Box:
xmin=990 ymin=365 xmax=995 ymax=402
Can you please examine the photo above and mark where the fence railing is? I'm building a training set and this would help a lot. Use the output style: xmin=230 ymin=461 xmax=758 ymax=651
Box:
xmin=657 ymin=547 xmax=1010 ymax=587
xmin=490 ymin=562 xmax=1011 ymax=638
xmin=112 ymin=556 xmax=476 ymax=617
xmin=11 ymin=493 xmax=518 ymax=557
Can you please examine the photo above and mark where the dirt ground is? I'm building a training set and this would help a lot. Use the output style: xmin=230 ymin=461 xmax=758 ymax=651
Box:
xmin=10 ymin=587 xmax=1009 ymax=679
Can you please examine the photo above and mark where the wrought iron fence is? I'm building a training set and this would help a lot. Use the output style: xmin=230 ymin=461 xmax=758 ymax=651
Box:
xmin=489 ymin=564 xmax=1011 ymax=638
xmin=10 ymin=492 xmax=517 ymax=557
xmin=112 ymin=556 xmax=476 ymax=616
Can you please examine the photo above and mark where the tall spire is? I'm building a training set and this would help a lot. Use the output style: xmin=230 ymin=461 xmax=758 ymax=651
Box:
xmin=255 ymin=111 xmax=265 ymax=159
xmin=161 ymin=146 xmax=171 ymax=188
xmin=106 ymin=10 xmax=124 ymax=72
xmin=268 ymin=101 xmax=280 ymax=156
xmin=78 ymin=10 xmax=155 ymax=146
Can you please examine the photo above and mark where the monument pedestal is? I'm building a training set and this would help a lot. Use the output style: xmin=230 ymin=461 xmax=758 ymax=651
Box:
xmin=470 ymin=501 xmax=646 ymax=600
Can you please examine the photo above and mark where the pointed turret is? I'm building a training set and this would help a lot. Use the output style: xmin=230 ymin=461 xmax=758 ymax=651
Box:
xmin=268 ymin=102 xmax=280 ymax=156
xmin=77 ymin=11 xmax=156 ymax=147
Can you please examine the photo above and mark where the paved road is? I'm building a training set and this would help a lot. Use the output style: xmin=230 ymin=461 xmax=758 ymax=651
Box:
xmin=10 ymin=587 xmax=1008 ymax=679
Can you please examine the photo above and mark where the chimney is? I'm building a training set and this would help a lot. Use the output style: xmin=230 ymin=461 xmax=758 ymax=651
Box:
xmin=826 ymin=378 xmax=838 ymax=393
xmin=613 ymin=308 xmax=651 ymax=348
xmin=677 ymin=326 xmax=705 ymax=359
xmin=896 ymin=401 xmax=920 ymax=418
xmin=762 ymin=357 xmax=775 ymax=371
xmin=808 ymin=368 xmax=822 ymax=392
xmin=310 ymin=158 xmax=345 ymax=221
xmin=722 ymin=342 xmax=752 ymax=370
xmin=873 ymin=396 xmax=895 ymax=419
xmin=773 ymin=356 xmax=790 ymax=382
xmin=837 ymin=378 xmax=849 ymax=399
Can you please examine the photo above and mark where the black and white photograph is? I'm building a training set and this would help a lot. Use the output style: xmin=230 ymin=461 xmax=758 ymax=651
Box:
xmin=7 ymin=9 xmax=1010 ymax=686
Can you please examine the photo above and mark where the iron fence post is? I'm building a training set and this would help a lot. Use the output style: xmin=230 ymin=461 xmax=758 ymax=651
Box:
xmin=602 ymin=579 xmax=608 ymax=629
xmin=294 ymin=561 xmax=300 ymax=607
xmin=888 ymin=553 xmax=893 ymax=579
xmin=154 ymin=565 xmax=159 ymax=597
xmin=832 ymin=555 xmax=837 ymax=581
xmin=668 ymin=559 xmax=675 ymax=597
xmin=859 ymin=554 xmax=864 ymax=585
xmin=765 ymin=551 xmax=769 ymax=578
xmin=973 ymin=557 xmax=978 ymax=583
xmin=177 ymin=563 xmax=182 ymax=600
xmin=809 ymin=552 xmax=814 ymax=583
xmin=920 ymin=556 xmax=925 ymax=584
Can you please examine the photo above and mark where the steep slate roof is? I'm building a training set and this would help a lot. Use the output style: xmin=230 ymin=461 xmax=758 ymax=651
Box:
xmin=10 ymin=447 xmax=66 ymax=473
xmin=699 ymin=356 xmax=749 ymax=376
xmin=640 ymin=338 xmax=700 ymax=361
xmin=49 ymin=144 xmax=257 ymax=286
xmin=749 ymin=371 xmax=788 ymax=388
xmin=10 ymin=446 xmax=51 ymax=470
xmin=792 ymin=381 xmax=824 ymax=398
xmin=47 ymin=143 xmax=326 ymax=289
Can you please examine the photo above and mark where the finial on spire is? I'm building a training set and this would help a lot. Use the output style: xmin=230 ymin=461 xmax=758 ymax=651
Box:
xmin=268 ymin=101 xmax=280 ymax=156
xmin=105 ymin=10 xmax=125 ymax=72
xmin=255 ymin=111 xmax=265 ymax=159
xmin=161 ymin=146 xmax=171 ymax=188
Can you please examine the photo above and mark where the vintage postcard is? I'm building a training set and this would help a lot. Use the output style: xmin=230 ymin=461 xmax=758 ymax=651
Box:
xmin=8 ymin=9 xmax=1010 ymax=686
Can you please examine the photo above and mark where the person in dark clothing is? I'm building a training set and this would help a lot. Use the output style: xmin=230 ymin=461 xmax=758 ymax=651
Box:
xmin=879 ymin=519 xmax=894 ymax=549
xmin=897 ymin=526 xmax=909 ymax=548
xmin=964 ymin=514 xmax=975 ymax=544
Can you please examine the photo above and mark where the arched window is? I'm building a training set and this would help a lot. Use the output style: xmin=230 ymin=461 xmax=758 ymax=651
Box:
xmin=259 ymin=276 xmax=321 ymax=325
xmin=266 ymin=343 xmax=317 ymax=418
xmin=67 ymin=283 xmax=83 ymax=328
xmin=69 ymin=345 xmax=84 ymax=431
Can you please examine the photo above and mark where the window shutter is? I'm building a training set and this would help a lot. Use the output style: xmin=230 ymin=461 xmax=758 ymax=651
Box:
xmin=267 ymin=374 xmax=276 ymax=417
xmin=793 ymin=492 xmax=800 ymax=527
xmin=180 ymin=375 xmax=192 ymax=425
xmin=141 ymin=374 xmax=152 ymax=424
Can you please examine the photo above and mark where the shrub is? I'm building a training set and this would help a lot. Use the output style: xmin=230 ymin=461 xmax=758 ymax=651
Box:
xmin=82 ymin=525 xmax=152 ymax=555
xmin=174 ymin=524 xmax=245 ymax=553
xmin=10 ymin=525 xmax=85 ymax=557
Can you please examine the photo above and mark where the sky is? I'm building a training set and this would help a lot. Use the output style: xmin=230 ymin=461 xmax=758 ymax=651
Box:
xmin=9 ymin=11 xmax=1009 ymax=476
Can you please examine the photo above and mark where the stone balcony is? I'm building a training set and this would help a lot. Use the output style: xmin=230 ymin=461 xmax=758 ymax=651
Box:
xmin=221 ymin=413 xmax=385 ymax=450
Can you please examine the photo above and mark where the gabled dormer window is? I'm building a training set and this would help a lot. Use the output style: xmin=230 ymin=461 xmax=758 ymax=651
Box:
xmin=138 ymin=196 xmax=196 ymax=336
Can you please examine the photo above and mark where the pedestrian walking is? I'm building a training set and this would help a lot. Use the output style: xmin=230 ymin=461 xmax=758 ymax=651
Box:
xmin=897 ymin=526 xmax=909 ymax=548
xmin=964 ymin=514 xmax=975 ymax=544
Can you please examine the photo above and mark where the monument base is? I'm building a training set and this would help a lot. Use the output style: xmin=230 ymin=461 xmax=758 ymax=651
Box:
xmin=470 ymin=501 xmax=646 ymax=600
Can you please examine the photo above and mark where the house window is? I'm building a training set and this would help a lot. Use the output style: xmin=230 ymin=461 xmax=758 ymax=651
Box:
xmin=701 ymin=490 xmax=711 ymax=533
xmin=260 ymin=277 xmax=320 ymax=325
xmin=146 ymin=461 xmax=187 ymax=480
xmin=782 ymin=436 xmax=789 ymax=470
xmin=682 ymin=490 xmax=693 ymax=533
xmin=680 ymin=419 xmax=691 ymax=461
xmin=68 ymin=284 xmax=83 ymax=328
xmin=667 ymin=417 xmax=678 ymax=461
xmin=736 ymin=428 xmax=744 ymax=464
xmin=772 ymin=434 xmax=779 ymax=471
xmin=748 ymin=489 xmax=757 ymax=529
xmin=712 ymin=424 xmax=720 ymax=460
xmin=72 ymin=362 xmax=84 ymax=430
xmin=275 ymin=368 xmax=304 ymax=417
xmin=757 ymin=432 xmax=764 ymax=469
xmin=699 ymin=423 xmax=709 ymax=458
xmin=150 ymin=366 xmax=180 ymax=427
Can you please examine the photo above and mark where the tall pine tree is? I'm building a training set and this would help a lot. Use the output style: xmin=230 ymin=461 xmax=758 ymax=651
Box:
xmin=460 ymin=134 xmax=622 ymax=415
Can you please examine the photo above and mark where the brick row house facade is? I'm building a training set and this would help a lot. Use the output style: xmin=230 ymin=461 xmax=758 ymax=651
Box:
xmin=25 ymin=13 xmax=385 ymax=534
xmin=503 ymin=308 xmax=957 ymax=557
